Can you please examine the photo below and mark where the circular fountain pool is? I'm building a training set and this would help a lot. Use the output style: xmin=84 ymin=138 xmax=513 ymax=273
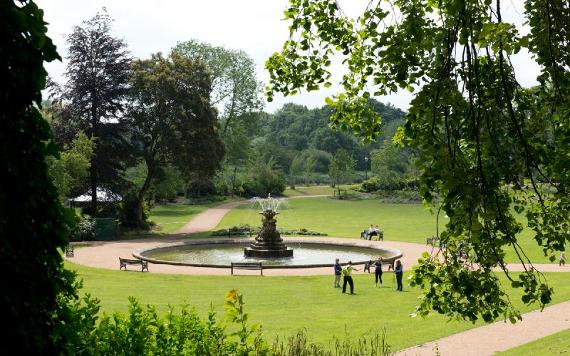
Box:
xmin=136 ymin=240 xmax=402 ymax=268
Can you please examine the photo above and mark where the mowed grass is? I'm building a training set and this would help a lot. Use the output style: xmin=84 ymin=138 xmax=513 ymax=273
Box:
xmin=217 ymin=197 xmax=558 ymax=263
xmin=499 ymin=328 xmax=570 ymax=355
xmin=149 ymin=203 xmax=213 ymax=233
xmin=67 ymin=262 xmax=570 ymax=351
xmin=283 ymin=185 xmax=336 ymax=197
xmin=218 ymin=197 xmax=447 ymax=243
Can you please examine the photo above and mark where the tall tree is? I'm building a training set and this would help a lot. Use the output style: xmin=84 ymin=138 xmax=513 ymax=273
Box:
xmin=173 ymin=39 xmax=264 ymax=134
xmin=329 ymin=149 xmax=356 ymax=197
xmin=127 ymin=53 xmax=225 ymax=227
xmin=1 ymin=0 xmax=78 ymax=352
xmin=64 ymin=9 xmax=131 ymax=212
xmin=371 ymin=141 xmax=411 ymax=189
xmin=266 ymin=0 xmax=570 ymax=321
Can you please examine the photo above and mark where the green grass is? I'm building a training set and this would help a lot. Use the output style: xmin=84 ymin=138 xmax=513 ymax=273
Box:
xmin=283 ymin=185 xmax=335 ymax=197
xmin=217 ymin=197 xmax=557 ymax=263
xmin=149 ymin=202 xmax=219 ymax=233
xmin=498 ymin=328 xmax=570 ymax=355
xmin=67 ymin=261 xmax=570 ymax=351
xmin=218 ymin=197 xmax=445 ymax=243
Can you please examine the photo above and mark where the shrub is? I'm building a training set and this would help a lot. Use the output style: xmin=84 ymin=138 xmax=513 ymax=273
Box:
xmin=70 ymin=215 xmax=96 ymax=241
xmin=280 ymin=228 xmax=328 ymax=236
xmin=211 ymin=225 xmax=257 ymax=237
xmin=359 ymin=177 xmax=419 ymax=192
xmin=63 ymin=290 xmax=268 ymax=355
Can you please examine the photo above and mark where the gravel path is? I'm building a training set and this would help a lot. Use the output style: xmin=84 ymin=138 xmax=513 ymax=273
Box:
xmin=397 ymin=300 xmax=570 ymax=356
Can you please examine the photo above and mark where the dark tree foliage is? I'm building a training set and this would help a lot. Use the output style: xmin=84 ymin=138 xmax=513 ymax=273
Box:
xmin=127 ymin=53 xmax=225 ymax=227
xmin=258 ymin=100 xmax=405 ymax=172
xmin=266 ymin=0 xmax=570 ymax=322
xmin=63 ymin=9 xmax=132 ymax=211
xmin=0 ymin=0 xmax=78 ymax=353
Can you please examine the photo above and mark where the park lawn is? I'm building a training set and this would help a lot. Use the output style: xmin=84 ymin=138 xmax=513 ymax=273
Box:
xmin=283 ymin=185 xmax=335 ymax=197
xmin=217 ymin=197 xmax=556 ymax=264
xmin=503 ymin=229 xmax=559 ymax=265
xmin=149 ymin=202 xmax=221 ymax=233
xmin=67 ymin=262 xmax=570 ymax=351
xmin=218 ymin=197 xmax=446 ymax=243
xmin=498 ymin=328 xmax=570 ymax=355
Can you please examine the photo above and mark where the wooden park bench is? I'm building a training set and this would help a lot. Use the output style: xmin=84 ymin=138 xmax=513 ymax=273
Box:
xmin=231 ymin=262 xmax=263 ymax=276
xmin=360 ymin=229 xmax=384 ymax=241
xmin=119 ymin=257 xmax=149 ymax=272
xmin=65 ymin=245 xmax=74 ymax=257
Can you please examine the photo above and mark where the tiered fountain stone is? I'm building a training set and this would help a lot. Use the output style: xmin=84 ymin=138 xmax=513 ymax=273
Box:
xmin=244 ymin=197 xmax=293 ymax=258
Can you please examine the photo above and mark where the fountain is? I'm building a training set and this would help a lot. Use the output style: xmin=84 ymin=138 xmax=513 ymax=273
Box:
xmin=136 ymin=194 xmax=404 ymax=268
xmin=244 ymin=194 xmax=293 ymax=258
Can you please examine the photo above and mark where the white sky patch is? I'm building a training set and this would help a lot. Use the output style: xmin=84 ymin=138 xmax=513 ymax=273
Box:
xmin=37 ymin=0 xmax=540 ymax=113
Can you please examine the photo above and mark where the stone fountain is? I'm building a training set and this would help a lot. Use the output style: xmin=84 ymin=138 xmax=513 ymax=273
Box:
xmin=244 ymin=194 xmax=293 ymax=258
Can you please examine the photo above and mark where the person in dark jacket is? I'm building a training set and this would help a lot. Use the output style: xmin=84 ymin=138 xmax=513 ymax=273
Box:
xmin=373 ymin=257 xmax=383 ymax=287
xmin=333 ymin=258 xmax=342 ymax=288
xmin=394 ymin=260 xmax=403 ymax=291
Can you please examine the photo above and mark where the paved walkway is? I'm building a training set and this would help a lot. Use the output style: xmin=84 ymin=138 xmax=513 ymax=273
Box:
xmin=67 ymin=197 xmax=570 ymax=354
xmin=397 ymin=300 xmax=570 ymax=355
xmin=174 ymin=200 xmax=245 ymax=235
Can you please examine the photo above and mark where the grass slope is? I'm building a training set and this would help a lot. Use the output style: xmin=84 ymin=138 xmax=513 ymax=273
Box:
xmin=498 ymin=328 xmax=570 ymax=355
xmin=67 ymin=262 xmax=570 ymax=351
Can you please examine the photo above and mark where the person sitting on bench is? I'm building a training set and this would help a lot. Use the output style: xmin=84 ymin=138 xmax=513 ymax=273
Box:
xmin=364 ymin=224 xmax=375 ymax=240
xmin=368 ymin=225 xmax=380 ymax=240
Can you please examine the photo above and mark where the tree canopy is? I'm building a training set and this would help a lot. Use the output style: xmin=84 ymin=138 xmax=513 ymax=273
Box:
xmin=266 ymin=0 xmax=570 ymax=322
xmin=1 ymin=0 xmax=78 ymax=352
xmin=63 ymin=9 xmax=132 ymax=212
xmin=126 ymin=52 xmax=225 ymax=227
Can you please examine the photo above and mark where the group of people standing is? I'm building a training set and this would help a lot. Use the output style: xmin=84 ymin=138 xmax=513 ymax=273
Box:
xmin=334 ymin=257 xmax=403 ymax=294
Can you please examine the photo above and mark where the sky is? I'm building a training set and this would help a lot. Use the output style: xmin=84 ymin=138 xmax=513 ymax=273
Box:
xmin=37 ymin=0 xmax=540 ymax=114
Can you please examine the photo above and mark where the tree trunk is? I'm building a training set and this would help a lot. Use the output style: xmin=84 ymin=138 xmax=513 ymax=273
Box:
xmin=136 ymin=160 xmax=154 ymax=228
xmin=90 ymin=102 xmax=98 ymax=213
xmin=231 ymin=165 xmax=237 ymax=196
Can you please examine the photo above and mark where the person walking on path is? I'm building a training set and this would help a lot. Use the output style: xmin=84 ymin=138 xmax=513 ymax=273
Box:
xmin=373 ymin=257 xmax=383 ymax=287
xmin=333 ymin=258 xmax=342 ymax=288
xmin=560 ymin=252 xmax=566 ymax=267
xmin=395 ymin=260 xmax=403 ymax=291
xmin=342 ymin=261 xmax=359 ymax=294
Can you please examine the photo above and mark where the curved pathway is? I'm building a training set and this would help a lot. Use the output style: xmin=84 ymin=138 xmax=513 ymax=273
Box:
xmin=174 ymin=200 xmax=245 ymax=235
xmin=397 ymin=300 xmax=570 ymax=355
xmin=67 ymin=196 xmax=570 ymax=354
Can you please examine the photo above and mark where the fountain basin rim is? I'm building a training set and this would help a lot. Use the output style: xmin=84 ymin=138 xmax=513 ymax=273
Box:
xmin=133 ymin=238 xmax=403 ymax=269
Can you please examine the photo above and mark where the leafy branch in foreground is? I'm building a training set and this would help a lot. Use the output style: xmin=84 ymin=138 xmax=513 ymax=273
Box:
xmin=266 ymin=0 xmax=569 ymax=322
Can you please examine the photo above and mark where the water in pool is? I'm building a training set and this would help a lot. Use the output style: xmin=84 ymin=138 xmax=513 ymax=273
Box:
xmin=142 ymin=243 xmax=393 ymax=266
